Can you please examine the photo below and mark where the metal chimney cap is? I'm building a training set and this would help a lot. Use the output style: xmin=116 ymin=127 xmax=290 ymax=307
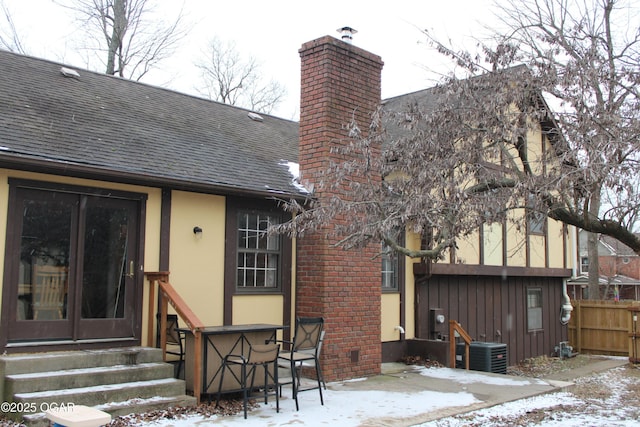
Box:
xmin=337 ymin=26 xmax=357 ymax=43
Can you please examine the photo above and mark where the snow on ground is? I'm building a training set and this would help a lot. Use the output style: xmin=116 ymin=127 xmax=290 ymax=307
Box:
xmin=418 ymin=365 xmax=547 ymax=386
xmin=419 ymin=365 xmax=640 ymax=427
xmin=133 ymin=386 xmax=478 ymax=426
xmin=115 ymin=362 xmax=639 ymax=426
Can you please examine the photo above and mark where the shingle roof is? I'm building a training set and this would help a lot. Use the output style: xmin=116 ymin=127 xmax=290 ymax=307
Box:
xmin=600 ymin=234 xmax=640 ymax=257
xmin=0 ymin=50 xmax=304 ymax=199
xmin=381 ymin=65 xmax=565 ymax=152
xmin=568 ymin=274 xmax=640 ymax=286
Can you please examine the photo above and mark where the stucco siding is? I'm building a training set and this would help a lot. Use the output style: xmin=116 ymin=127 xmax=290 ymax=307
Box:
xmin=381 ymin=292 xmax=401 ymax=342
xmin=168 ymin=190 xmax=226 ymax=327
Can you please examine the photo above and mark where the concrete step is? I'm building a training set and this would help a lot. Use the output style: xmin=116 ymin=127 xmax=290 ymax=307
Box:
xmin=0 ymin=347 xmax=161 ymax=376
xmin=5 ymin=362 xmax=173 ymax=395
xmin=14 ymin=377 xmax=186 ymax=408
xmin=0 ymin=347 xmax=196 ymax=426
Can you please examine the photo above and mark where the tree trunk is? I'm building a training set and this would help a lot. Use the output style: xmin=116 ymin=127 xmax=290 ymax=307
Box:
xmin=587 ymin=190 xmax=602 ymax=299
xmin=106 ymin=0 xmax=127 ymax=76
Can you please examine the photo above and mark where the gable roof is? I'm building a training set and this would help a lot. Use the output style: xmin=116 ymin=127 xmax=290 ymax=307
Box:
xmin=0 ymin=50 xmax=305 ymax=199
xmin=381 ymin=66 xmax=566 ymax=153
xmin=577 ymin=230 xmax=639 ymax=257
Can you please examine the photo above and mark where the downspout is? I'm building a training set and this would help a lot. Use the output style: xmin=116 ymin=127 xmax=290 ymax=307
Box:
xmin=560 ymin=227 xmax=577 ymax=325
xmin=560 ymin=279 xmax=573 ymax=325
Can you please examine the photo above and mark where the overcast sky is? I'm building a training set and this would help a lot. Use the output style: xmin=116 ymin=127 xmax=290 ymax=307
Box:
xmin=3 ymin=0 xmax=497 ymax=119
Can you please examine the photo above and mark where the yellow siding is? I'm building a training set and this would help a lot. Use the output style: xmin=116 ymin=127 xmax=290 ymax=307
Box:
xmin=404 ymin=232 xmax=420 ymax=340
xmin=548 ymin=219 xmax=566 ymax=269
xmin=168 ymin=190 xmax=226 ymax=327
xmin=140 ymin=191 xmax=162 ymax=346
xmin=529 ymin=235 xmax=546 ymax=267
xmin=527 ymin=128 xmax=544 ymax=174
xmin=233 ymin=295 xmax=284 ymax=325
xmin=404 ymin=257 xmax=417 ymax=339
xmin=483 ymin=223 xmax=503 ymax=266
xmin=381 ymin=292 xmax=401 ymax=341
xmin=455 ymin=231 xmax=480 ymax=264
xmin=506 ymin=210 xmax=527 ymax=266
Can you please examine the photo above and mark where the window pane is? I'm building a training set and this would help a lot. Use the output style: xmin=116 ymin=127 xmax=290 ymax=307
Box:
xmin=238 ymin=229 xmax=248 ymax=249
xmin=20 ymin=197 xmax=72 ymax=321
xmin=247 ymin=230 xmax=258 ymax=249
xmin=81 ymin=204 xmax=128 ymax=319
xmin=527 ymin=195 xmax=545 ymax=234
xmin=527 ymin=288 xmax=543 ymax=330
xmin=257 ymin=253 xmax=266 ymax=268
xmin=256 ymin=270 xmax=265 ymax=287
xmin=246 ymin=269 xmax=255 ymax=287
xmin=246 ymin=253 xmax=256 ymax=268
xmin=266 ymin=269 xmax=277 ymax=288
xmin=237 ymin=264 xmax=245 ymax=287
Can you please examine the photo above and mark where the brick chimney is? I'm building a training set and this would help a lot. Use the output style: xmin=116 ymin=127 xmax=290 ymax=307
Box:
xmin=297 ymin=35 xmax=384 ymax=381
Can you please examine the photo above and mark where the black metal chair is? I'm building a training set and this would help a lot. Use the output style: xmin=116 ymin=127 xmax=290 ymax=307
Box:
xmin=295 ymin=330 xmax=326 ymax=390
xmin=216 ymin=343 xmax=281 ymax=419
xmin=277 ymin=317 xmax=324 ymax=411
xmin=157 ymin=313 xmax=185 ymax=378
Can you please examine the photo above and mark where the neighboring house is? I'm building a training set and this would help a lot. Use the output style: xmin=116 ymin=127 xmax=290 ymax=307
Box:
xmin=0 ymin=33 xmax=576 ymax=385
xmin=570 ymin=230 xmax=640 ymax=300
xmin=567 ymin=274 xmax=640 ymax=301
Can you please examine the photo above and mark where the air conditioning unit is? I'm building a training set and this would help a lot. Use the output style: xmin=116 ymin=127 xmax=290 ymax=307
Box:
xmin=456 ymin=342 xmax=508 ymax=374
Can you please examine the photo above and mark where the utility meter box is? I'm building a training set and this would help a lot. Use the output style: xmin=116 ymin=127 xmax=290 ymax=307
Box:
xmin=429 ymin=308 xmax=446 ymax=339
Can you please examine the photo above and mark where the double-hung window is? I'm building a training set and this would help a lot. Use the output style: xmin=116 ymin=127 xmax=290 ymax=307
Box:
xmin=527 ymin=288 xmax=543 ymax=331
xmin=382 ymin=230 xmax=403 ymax=292
xmin=580 ymin=257 xmax=589 ymax=274
xmin=381 ymin=244 xmax=399 ymax=291
xmin=237 ymin=212 xmax=281 ymax=289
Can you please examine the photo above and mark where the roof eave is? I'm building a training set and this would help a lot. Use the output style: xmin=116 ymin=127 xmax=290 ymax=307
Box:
xmin=0 ymin=155 xmax=309 ymax=202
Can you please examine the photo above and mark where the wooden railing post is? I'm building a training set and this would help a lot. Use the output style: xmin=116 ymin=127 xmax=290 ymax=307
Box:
xmin=145 ymin=272 xmax=205 ymax=404
xmin=145 ymin=272 xmax=169 ymax=347
xmin=449 ymin=320 xmax=472 ymax=370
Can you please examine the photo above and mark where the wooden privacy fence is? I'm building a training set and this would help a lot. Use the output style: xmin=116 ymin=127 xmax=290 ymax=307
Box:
xmin=568 ymin=300 xmax=640 ymax=361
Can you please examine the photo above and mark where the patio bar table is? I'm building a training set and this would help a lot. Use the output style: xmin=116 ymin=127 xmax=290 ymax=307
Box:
xmin=180 ymin=324 xmax=286 ymax=398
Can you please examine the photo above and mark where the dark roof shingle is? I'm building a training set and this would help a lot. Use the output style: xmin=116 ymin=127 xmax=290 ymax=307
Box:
xmin=0 ymin=50 xmax=303 ymax=198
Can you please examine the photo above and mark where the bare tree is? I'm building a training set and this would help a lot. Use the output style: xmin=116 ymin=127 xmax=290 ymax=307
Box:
xmin=276 ymin=0 xmax=640 ymax=300
xmin=61 ymin=0 xmax=187 ymax=81
xmin=195 ymin=37 xmax=286 ymax=114
xmin=0 ymin=1 xmax=26 ymax=53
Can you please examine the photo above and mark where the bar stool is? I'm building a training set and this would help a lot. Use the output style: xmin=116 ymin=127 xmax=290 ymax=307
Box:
xmin=216 ymin=343 xmax=280 ymax=419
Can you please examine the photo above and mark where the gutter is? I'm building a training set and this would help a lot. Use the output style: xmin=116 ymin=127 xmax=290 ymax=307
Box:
xmin=0 ymin=154 xmax=310 ymax=202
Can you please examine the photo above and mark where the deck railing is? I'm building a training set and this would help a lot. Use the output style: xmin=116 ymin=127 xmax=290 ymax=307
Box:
xmin=145 ymin=271 xmax=205 ymax=404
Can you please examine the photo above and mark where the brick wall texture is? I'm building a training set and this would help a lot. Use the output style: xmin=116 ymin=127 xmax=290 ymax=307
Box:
xmin=297 ymin=36 xmax=384 ymax=381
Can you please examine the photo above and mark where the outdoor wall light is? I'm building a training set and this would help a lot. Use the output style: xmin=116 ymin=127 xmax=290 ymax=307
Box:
xmin=193 ymin=226 xmax=203 ymax=235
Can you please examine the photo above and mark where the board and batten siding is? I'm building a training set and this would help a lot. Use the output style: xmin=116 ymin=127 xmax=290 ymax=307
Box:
xmin=416 ymin=274 xmax=569 ymax=365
